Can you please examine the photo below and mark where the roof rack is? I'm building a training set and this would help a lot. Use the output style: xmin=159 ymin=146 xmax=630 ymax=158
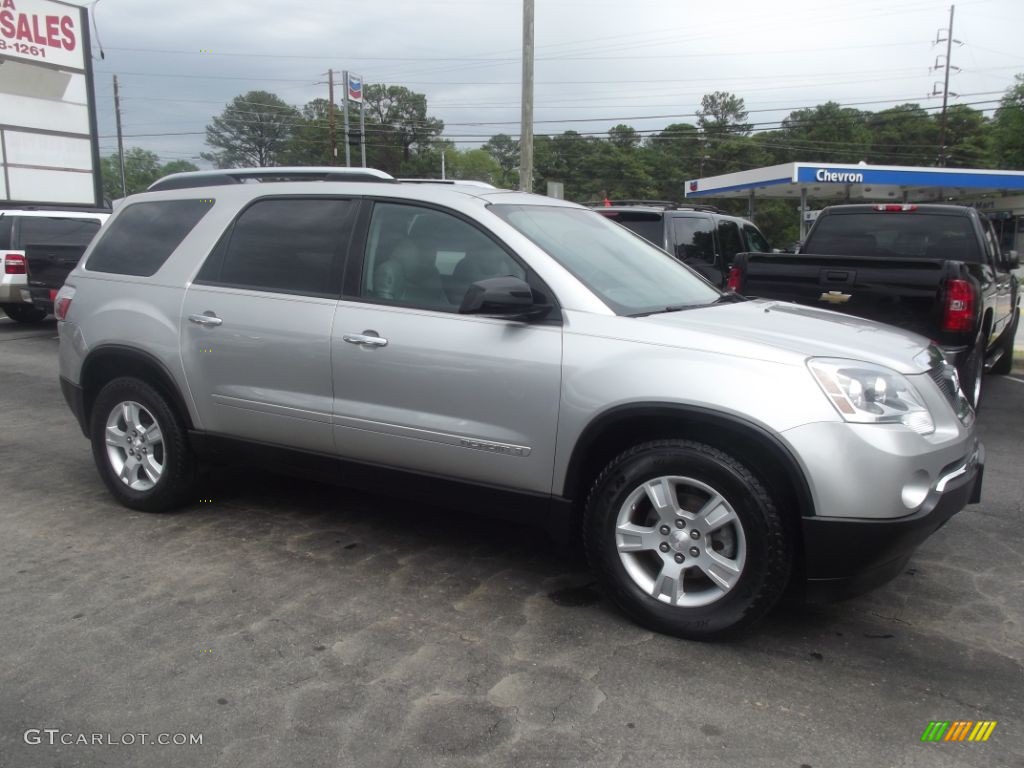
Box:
xmin=398 ymin=178 xmax=497 ymax=189
xmin=147 ymin=167 xmax=396 ymax=192
xmin=584 ymin=199 xmax=727 ymax=214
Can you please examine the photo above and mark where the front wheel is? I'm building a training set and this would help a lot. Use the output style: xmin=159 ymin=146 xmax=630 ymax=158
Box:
xmin=584 ymin=440 xmax=792 ymax=640
xmin=1 ymin=303 xmax=47 ymax=323
xmin=90 ymin=377 xmax=198 ymax=512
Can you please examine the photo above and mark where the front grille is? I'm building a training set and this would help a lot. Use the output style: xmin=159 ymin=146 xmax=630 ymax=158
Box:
xmin=928 ymin=363 xmax=959 ymax=409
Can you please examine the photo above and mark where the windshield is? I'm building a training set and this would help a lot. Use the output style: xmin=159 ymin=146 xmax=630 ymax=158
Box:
xmin=491 ymin=204 xmax=721 ymax=315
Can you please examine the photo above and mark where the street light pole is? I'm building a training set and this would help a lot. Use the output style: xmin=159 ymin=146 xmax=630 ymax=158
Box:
xmin=518 ymin=0 xmax=534 ymax=192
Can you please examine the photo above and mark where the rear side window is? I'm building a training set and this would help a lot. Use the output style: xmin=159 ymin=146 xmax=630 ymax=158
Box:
xmin=201 ymin=198 xmax=357 ymax=296
xmin=18 ymin=216 xmax=101 ymax=248
xmin=598 ymin=211 xmax=664 ymax=247
xmin=87 ymin=200 xmax=212 ymax=276
xmin=670 ymin=216 xmax=716 ymax=266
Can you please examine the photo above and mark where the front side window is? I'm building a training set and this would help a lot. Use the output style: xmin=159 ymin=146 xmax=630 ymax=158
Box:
xmin=360 ymin=202 xmax=524 ymax=311
xmin=743 ymin=224 xmax=770 ymax=253
xmin=492 ymin=204 xmax=720 ymax=315
xmin=670 ymin=216 xmax=716 ymax=266
xmin=87 ymin=201 xmax=211 ymax=276
xmin=205 ymin=198 xmax=357 ymax=296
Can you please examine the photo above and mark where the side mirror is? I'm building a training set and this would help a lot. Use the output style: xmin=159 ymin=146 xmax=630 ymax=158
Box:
xmin=1006 ymin=249 xmax=1020 ymax=269
xmin=459 ymin=276 xmax=551 ymax=320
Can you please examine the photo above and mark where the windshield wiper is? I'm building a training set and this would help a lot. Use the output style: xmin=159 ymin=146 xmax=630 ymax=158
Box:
xmin=710 ymin=292 xmax=749 ymax=304
xmin=628 ymin=304 xmax=697 ymax=318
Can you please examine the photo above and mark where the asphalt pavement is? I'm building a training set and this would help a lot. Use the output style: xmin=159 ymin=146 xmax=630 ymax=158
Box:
xmin=0 ymin=315 xmax=1021 ymax=768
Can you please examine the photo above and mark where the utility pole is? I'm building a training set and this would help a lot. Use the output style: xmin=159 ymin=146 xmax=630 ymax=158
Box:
xmin=933 ymin=5 xmax=960 ymax=167
xmin=518 ymin=0 xmax=534 ymax=192
xmin=342 ymin=70 xmax=351 ymax=167
xmin=327 ymin=69 xmax=337 ymax=165
xmin=112 ymin=74 xmax=126 ymax=197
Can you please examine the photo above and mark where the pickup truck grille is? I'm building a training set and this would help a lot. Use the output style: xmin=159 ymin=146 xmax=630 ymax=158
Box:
xmin=927 ymin=363 xmax=959 ymax=409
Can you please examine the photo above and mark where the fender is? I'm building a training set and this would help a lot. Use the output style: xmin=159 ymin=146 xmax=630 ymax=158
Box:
xmin=562 ymin=402 xmax=816 ymax=518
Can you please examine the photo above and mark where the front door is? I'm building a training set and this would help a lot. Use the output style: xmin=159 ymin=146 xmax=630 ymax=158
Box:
xmin=181 ymin=197 xmax=359 ymax=453
xmin=330 ymin=201 xmax=563 ymax=494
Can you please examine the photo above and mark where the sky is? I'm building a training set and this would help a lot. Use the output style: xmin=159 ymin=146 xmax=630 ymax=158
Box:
xmin=77 ymin=0 xmax=1024 ymax=169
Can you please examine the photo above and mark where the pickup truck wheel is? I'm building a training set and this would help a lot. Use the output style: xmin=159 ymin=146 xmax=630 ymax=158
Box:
xmin=1 ymin=303 xmax=47 ymax=323
xmin=991 ymin=311 xmax=1018 ymax=375
xmin=584 ymin=440 xmax=791 ymax=639
xmin=90 ymin=377 xmax=197 ymax=512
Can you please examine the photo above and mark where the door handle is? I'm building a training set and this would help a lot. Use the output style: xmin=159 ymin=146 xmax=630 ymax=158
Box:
xmin=343 ymin=332 xmax=388 ymax=348
xmin=189 ymin=312 xmax=223 ymax=327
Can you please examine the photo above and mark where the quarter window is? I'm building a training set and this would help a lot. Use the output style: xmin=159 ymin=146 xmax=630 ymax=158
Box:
xmin=359 ymin=202 xmax=524 ymax=311
xmin=87 ymin=200 xmax=211 ymax=276
xmin=207 ymin=198 xmax=357 ymax=296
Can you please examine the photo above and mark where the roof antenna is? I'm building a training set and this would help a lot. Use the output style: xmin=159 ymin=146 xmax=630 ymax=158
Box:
xmin=90 ymin=0 xmax=106 ymax=60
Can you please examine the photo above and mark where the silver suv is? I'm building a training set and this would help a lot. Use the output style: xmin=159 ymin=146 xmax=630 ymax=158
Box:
xmin=56 ymin=168 xmax=984 ymax=638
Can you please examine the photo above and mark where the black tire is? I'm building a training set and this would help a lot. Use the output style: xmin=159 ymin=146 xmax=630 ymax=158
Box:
xmin=89 ymin=377 xmax=198 ymax=512
xmin=583 ymin=439 xmax=792 ymax=640
xmin=991 ymin=310 xmax=1018 ymax=375
xmin=1 ymin=303 xmax=47 ymax=323
xmin=958 ymin=332 xmax=985 ymax=410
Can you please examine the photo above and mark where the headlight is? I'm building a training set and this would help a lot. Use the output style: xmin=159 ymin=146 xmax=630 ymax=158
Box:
xmin=807 ymin=358 xmax=934 ymax=435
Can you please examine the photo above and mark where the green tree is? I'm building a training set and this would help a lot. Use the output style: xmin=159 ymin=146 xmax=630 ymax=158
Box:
xmin=776 ymin=102 xmax=871 ymax=163
xmin=942 ymin=105 xmax=992 ymax=168
xmin=697 ymin=92 xmax=751 ymax=137
xmin=447 ymin=148 xmax=501 ymax=184
xmin=203 ymin=91 xmax=300 ymax=168
xmin=363 ymin=85 xmax=444 ymax=176
xmin=865 ymin=104 xmax=938 ymax=166
xmin=100 ymin=148 xmax=197 ymax=200
xmin=283 ymin=98 xmax=339 ymax=166
xmin=482 ymin=133 xmax=519 ymax=187
xmin=992 ymin=74 xmax=1024 ymax=168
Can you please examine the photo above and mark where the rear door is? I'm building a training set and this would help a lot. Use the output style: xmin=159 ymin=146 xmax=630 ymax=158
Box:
xmin=329 ymin=200 xmax=562 ymax=494
xmin=181 ymin=197 xmax=360 ymax=453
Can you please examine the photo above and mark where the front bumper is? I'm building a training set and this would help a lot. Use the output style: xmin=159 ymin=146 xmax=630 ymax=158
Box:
xmin=801 ymin=441 xmax=983 ymax=601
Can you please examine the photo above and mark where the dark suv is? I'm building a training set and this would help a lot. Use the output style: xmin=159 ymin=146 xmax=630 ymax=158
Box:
xmin=592 ymin=202 xmax=771 ymax=287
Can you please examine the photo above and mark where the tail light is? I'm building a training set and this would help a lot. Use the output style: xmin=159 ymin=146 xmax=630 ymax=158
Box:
xmin=55 ymin=286 xmax=75 ymax=321
xmin=942 ymin=278 xmax=975 ymax=333
xmin=726 ymin=266 xmax=743 ymax=292
xmin=4 ymin=253 xmax=26 ymax=274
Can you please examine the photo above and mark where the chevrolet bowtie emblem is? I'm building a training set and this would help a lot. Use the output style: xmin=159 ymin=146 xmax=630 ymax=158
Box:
xmin=819 ymin=291 xmax=852 ymax=304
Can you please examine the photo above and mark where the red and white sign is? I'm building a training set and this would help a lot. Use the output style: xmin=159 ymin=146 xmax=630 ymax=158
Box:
xmin=0 ymin=0 xmax=84 ymax=71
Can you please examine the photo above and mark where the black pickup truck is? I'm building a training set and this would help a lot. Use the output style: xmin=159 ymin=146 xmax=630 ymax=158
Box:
xmin=729 ymin=204 xmax=1020 ymax=407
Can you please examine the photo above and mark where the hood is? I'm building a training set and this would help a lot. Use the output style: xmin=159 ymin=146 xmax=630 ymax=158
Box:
xmin=635 ymin=299 xmax=932 ymax=374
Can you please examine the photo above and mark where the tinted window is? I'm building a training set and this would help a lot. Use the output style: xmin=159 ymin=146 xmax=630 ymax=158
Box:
xmin=804 ymin=212 xmax=982 ymax=262
xmin=210 ymin=199 xmax=357 ymax=295
xmin=670 ymin=216 xmax=716 ymax=266
xmin=0 ymin=216 xmax=11 ymax=249
xmin=87 ymin=200 xmax=212 ymax=276
xmin=598 ymin=211 xmax=664 ymax=247
xmin=492 ymin=205 xmax=720 ymax=316
xmin=743 ymin=224 xmax=770 ymax=253
xmin=717 ymin=220 xmax=742 ymax=262
xmin=361 ymin=202 xmax=523 ymax=311
xmin=18 ymin=216 xmax=101 ymax=248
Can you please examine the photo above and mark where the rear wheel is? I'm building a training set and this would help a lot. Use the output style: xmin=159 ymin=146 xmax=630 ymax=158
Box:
xmin=90 ymin=377 xmax=198 ymax=511
xmin=1 ymin=303 xmax=47 ymax=323
xmin=991 ymin=310 xmax=1018 ymax=375
xmin=584 ymin=440 xmax=792 ymax=640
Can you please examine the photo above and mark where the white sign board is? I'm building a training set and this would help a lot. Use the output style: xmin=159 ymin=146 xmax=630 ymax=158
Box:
xmin=0 ymin=0 xmax=101 ymax=206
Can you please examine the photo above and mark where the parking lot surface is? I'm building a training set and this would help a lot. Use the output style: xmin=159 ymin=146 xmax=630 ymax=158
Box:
xmin=0 ymin=315 xmax=1022 ymax=768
